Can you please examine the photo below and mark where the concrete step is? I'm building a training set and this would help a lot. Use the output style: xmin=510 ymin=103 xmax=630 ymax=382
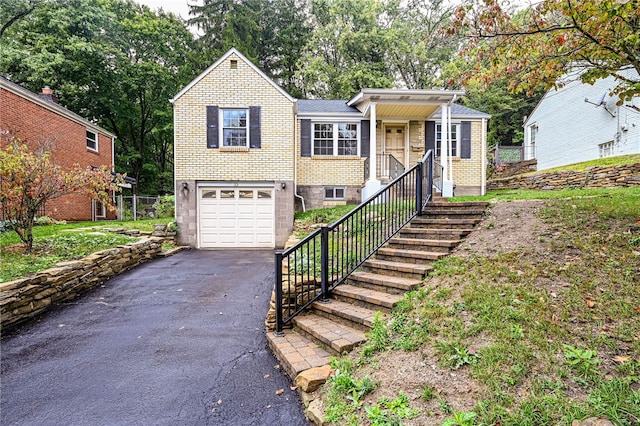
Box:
xmin=293 ymin=313 xmax=366 ymax=356
xmin=410 ymin=218 xmax=481 ymax=229
xmin=376 ymin=247 xmax=447 ymax=264
xmin=347 ymin=271 xmax=422 ymax=294
xmin=266 ymin=330 xmax=332 ymax=379
xmin=362 ymin=258 xmax=432 ymax=279
xmin=388 ymin=237 xmax=462 ymax=252
xmin=332 ymin=284 xmax=403 ymax=312
xmin=311 ymin=299 xmax=380 ymax=330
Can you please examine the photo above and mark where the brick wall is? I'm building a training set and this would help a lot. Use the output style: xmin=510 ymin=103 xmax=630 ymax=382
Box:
xmin=451 ymin=121 xmax=485 ymax=196
xmin=173 ymin=52 xmax=296 ymax=247
xmin=0 ymin=87 xmax=115 ymax=221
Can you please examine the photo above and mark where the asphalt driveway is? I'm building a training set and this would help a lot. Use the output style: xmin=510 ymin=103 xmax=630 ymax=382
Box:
xmin=1 ymin=250 xmax=309 ymax=426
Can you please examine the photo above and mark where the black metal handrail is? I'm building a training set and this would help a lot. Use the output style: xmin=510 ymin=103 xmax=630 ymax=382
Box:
xmin=363 ymin=154 xmax=406 ymax=182
xmin=275 ymin=150 xmax=435 ymax=332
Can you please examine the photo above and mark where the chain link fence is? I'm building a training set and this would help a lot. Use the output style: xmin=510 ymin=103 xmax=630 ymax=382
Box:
xmin=116 ymin=195 xmax=174 ymax=221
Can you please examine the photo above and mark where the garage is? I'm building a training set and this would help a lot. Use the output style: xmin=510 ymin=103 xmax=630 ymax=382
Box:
xmin=198 ymin=185 xmax=275 ymax=248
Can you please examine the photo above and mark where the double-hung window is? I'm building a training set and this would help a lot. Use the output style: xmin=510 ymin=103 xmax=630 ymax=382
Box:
xmin=222 ymin=109 xmax=248 ymax=147
xmin=86 ymin=130 xmax=98 ymax=151
xmin=313 ymin=123 xmax=358 ymax=156
xmin=435 ymin=124 xmax=459 ymax=157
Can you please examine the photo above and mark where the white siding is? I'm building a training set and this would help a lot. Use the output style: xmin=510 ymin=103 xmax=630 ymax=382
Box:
xmin=524 ymin=71 xmax=640 ymax=170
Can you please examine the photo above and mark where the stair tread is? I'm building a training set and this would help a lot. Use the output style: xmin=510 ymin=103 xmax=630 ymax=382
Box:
xmin=294 ymin=313 xmax=367 ymax=353
xmin=266 ymin=330 xmax=332 ymax=378
xmin=413 ymin=218 xmax=480 ymax=224
xmin=333 ymin=284 xmax=404 ymax=308
xmin=377 ymin=247 xmax=446 ymax=260
xmin=312 ymin=299 xmax=380 ymax=327
xmin=402 ymin=227 xmax=475 ymax=233
xmin=363 ymin=258 xmax=432 ymax=273
xmin=349 ymin=271 xmax=422 ymax=290
xmin=390 ymin=237 xmax=462 ymax=246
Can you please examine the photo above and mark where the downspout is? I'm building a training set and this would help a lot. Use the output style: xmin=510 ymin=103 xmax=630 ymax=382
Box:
xmin=293 ymin=114 xmax=306 ymax=212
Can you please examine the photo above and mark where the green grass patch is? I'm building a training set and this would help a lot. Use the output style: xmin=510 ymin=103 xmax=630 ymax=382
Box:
xmin=295 ymin=204 xmax=357 ymax=224
xmin=0 ymin=219 xmax=169 ymax=283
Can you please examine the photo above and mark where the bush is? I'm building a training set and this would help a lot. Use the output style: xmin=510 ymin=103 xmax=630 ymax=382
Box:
xmin=153 ymin=195 xmax=175 ymax=219
xmin=0 ymin=219 xmax=17 ymax=233
xmin=35 ymin=216 xmax=66 ymax=226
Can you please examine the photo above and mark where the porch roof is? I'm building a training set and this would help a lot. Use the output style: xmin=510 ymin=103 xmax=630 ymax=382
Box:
xmin=347 ymin=89 xmax=466 ymax=120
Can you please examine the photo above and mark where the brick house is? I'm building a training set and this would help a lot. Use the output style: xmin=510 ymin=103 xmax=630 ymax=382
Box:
xmin=0 ymin=76 xmax=118 ymax=221
xmin=171 ymin=49 xmax=490 ymax=249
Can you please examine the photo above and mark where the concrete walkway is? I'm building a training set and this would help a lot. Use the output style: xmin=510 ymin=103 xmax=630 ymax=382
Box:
xmin=1 ymin=250 xmax=309 ymax=426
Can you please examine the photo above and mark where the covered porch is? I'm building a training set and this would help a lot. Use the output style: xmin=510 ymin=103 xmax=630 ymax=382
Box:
xmin=348 ymin=89 xmax=465 ymax=199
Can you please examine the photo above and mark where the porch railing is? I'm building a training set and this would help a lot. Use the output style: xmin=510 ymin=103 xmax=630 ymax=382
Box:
xmin=363 ymin=154 xmax=406 ymax=182
xmin=275 ymin=150 xmax=435 ymax=332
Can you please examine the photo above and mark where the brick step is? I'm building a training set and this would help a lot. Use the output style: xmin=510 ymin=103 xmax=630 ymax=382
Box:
xmin=362 ymin=258 xmax=432 ymax=279
xmin=311 ymin=299 xmax=380 ymax=330
xmin=410 ymin=218 xmax=481 ymax=229
xmin=376 ymin=247 xmax=447 ymax=264
xmin=266 ymin=330 xmax=331 ymax=379
xmin=347 ymin=271 xmax=423 ymax=294
xmin=293 ymin=313 xmax=366 ymax=356
xmin=332 ymin=284 xmax=403 ymax=312
xmin=388 ymin=237 xmax=462 ymax=252
xmin=398 ymin=227 xmax=474 ymax=240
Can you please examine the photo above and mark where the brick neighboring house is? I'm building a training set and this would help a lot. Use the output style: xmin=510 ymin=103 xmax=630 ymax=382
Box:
xmin=0 ymin=76 xmax=118 ymax=221
xmin=171 ymin=49 xmax=490 ymax=249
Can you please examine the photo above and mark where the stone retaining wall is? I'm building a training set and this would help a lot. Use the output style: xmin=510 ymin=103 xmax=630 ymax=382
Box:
xmin=491 ymin=159 xmax=538 ymax=179
xmin=488 ymin=163 xmax=640 ymax=191
xmin=0 ymin=237 xmax=163 ymax=331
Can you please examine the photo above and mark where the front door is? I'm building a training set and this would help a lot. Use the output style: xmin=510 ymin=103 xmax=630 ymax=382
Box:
xmin=385 ymin=126 xmax=406 ymax=166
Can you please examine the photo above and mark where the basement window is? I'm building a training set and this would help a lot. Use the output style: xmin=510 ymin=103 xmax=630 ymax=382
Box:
xmin=324 ymin=186 xmax=345 ymax=200
xmin=599 ymin=141 xmax=614 ymax=158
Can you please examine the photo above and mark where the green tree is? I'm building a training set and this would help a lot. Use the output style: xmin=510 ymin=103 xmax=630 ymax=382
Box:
xmin=0 ymin=0 xmax=196 ymax=194
xmin=0 ymin=0 xmax=41 ymax=39
xmin=0 ymin=137 xmax=122 ymax=253
xmin=259 ymin=0 xmax=311 ymax=98
xmin=450 ymin=0 xmax=640 ymax=100
xmin=387 ymin=0 xmax=459 ymax=89
xmin=298 ymin=0 xmax=393 ymax=99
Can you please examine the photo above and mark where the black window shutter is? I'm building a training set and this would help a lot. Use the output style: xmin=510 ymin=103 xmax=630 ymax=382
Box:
xmin=461 ymin=121 xmax=471 ymax=159
xmin=206 ymin=106 xmax=219 ymax=148
xmin=360 ymin=120 xmax=370 ymax=157
xmin=425 ymin=120 xmax=435 ymax=153
xmin=249 ymin=106 xmax=261 ymax=148
xmin=301 ymin=119 xmax=311 ymax=157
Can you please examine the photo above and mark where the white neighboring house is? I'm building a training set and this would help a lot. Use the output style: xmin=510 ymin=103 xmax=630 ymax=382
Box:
xmin=523 ymin=69 xmax=640 ymax=170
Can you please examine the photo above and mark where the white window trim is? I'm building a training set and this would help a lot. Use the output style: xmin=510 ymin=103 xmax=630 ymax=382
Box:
xmin=324 ymin=186 xmax=346 ymax=200
xmin=86 ymin=129 xmax=98 ymax=152
xmin=599 ymin=140 xmax=614 ymax=158
xmin=435 ymin=123 xmax=460 ymax=158
xmin=219 ymin=108 xmax=249 ymax=148
xmin=312 ymin=122 xmax=360 ymax=157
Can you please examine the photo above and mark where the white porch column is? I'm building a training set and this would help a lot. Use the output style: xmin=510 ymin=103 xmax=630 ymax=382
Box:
xmin=441 ymin=102 xmax=454 ymax=197
xmin=363 ymin=102 xmax=382 ymax=201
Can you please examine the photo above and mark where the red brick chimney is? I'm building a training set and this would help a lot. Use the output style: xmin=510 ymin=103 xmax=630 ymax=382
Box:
xmin=40 ymin=86 xmax=58 ymax=103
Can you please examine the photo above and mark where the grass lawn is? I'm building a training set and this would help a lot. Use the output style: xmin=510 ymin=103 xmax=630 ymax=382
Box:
xmin=321 ymin=187 xmax=640 ymax=425
xmin=0 ymin=218 xmax=172 ymax=283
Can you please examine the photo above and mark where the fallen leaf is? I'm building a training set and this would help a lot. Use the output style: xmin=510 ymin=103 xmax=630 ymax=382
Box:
xmin=264 ymin=374 xmax=270 ymax=379
xmin=217 ymin=399 xmax=222 ymax=405
xmin=211 ymin=408 xmax=216 ymax=413
xmin=586 ymin=299 xmax=596 ymax=308
xmin=276 ymin=389 xmax=285 ymax=396
xmin=613 ymin=356 xmax=631 ymax=363
xmin=273 ymin=364 xmax=280 ymax=370
xmin=290 ymin=385 xmax=298 ymax=391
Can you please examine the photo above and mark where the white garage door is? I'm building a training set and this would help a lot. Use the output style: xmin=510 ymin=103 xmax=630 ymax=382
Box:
xmin=198 ymin=185 xmax=275 ymax=248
